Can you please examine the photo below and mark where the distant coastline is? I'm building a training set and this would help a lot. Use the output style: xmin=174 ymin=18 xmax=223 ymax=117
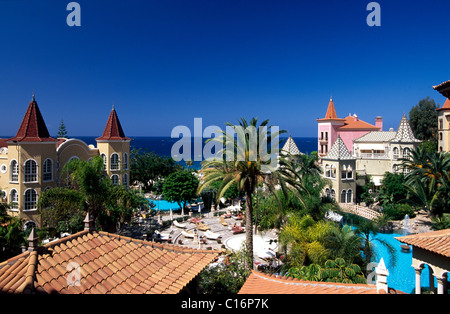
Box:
xmin=1 ymin=135 xmax=318 ymax=169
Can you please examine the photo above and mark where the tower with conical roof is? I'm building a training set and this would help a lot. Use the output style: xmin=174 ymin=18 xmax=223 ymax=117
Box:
xmin=5 ymin=94 xmax=58 ymax=225
xmin=96 ymin=106 xmax=131 ymax=188
xmin=321 ymin=136 xmax=356 ymax=204
xmin=316 ymin=98 xmax=346 ymax=158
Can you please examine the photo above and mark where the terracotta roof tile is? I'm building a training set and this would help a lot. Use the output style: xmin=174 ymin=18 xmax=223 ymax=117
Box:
xmin=239 ymin=271 xmax=395 ymax=294
xmin=0 ymin=230 xmax=219 ymax=294
xmin=395 ymin=229 xmax=450 ymax=257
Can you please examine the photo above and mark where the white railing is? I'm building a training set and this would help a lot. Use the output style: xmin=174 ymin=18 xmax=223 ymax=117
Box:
xmin=339 ymin=203 xmax=382 ymax=221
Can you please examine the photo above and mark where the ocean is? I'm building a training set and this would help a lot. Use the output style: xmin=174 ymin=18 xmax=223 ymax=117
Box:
xmin=76 ymin=136 xmax=318 ymax=169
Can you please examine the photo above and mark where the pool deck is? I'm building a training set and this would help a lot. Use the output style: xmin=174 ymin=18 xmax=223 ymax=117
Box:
xmin=120 ymin=209 xmax=280 ymax=265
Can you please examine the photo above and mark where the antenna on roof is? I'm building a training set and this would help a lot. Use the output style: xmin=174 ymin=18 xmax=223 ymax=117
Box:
xmin=32 ymin=89 xmax=35 ymax=101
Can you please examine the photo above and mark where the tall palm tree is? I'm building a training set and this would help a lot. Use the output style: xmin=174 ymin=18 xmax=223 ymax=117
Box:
xmin=198 ymin=117 xmax=291 ymax=268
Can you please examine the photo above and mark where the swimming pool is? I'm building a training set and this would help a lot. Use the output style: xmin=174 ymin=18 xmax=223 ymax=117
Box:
xmin=148 ymin=199 xmax=181 ymax=211
xmin=366 ymin=229 xmax=439 ymax=294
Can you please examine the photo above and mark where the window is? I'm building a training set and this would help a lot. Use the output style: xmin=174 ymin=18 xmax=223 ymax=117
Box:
xmin=10 ymin=160 xmax=18 ymax=182
xmin=101 ymin=154 xmax=107 ymax=170
xmin=123 ymin=153 xmax=128 ymax=170
xmin=331 ymin=189 xmax=336 ymax=200
xmin=325 ymin=164 xmax=331 ymax=178
xmin=24 ymin=160 xmax=37 ymax=182
xmin=10 ymin=189 xmax=18 ymax=210
xmin=123 ymin=173 xmax=128 ymax=187
xmin=24 ymin=221 xmax=37 ymax=230
xmin=347 ymin=190 xmax=353 ymax=203
xmin=341 ymin=190 xmax=347 ymax=203
xmin=330 ymin=164 xmax=336 ymax=178
xmin=110 ymin=153 xmax=119 ymax=171
xmin=393 ymin=147 xmax=399 ymax=159
xmin=341 ymin=165 xmax=347 ymax=179
xmin=111 ymin=174 xmax=119 ymax=186
xmin=347 ymin=165 xmax=353 ymax=179
xmin=439 ymin=133 xmax=443 ymax=141
xmin=24 ymin=189 xmax=37 ymax=211
xmin=43 ymin=159 xmax=53 ymax=182
xmin=325 ymin=188 xmax=330 ymax=198
xmin=402 ymin=148 xmax=411 ymax=159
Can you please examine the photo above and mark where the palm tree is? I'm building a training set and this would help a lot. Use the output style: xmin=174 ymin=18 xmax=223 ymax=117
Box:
xmin=327 ymin=225 xmax=363 ymax=264
xmin=401 ymin=147 xmax=450 ymax=216
xmin=198 ymin=117 xmax=290 ymax=268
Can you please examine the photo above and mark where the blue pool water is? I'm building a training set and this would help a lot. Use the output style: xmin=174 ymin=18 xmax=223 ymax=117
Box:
xmin=148 ymin=199 xmax=181 ymax=211
xmin=367 ymin=230 xmax=440 ymax=294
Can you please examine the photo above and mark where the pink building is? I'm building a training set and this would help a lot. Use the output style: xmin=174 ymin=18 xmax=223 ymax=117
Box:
xmin=317 ymin=98 xmax=382 ymax=157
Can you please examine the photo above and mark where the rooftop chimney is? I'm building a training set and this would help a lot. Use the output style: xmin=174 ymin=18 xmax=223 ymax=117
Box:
xmin=27 ymin=228 xmax=39 ymax=252
xmin=84 ymin=212 xmax=95 ymax=232
xmin=376 ymin=258 xmax=389 ymax=294
xmin=375 ymin=116 xmax=383 ymax=131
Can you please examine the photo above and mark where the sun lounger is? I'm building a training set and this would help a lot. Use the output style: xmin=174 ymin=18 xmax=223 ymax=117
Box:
xmin=204 ymin=230 xmax=221 ymax=240
xmin=173 ymin=220 xmax=187 ymax=228
xmin=181 ymin=230 xmax=195 ymax=238
xmin=232 ymin=227 xmax=245 ymax=234
xmin=154 ymin=230 xmax=171 ymax=241
xmin=220 ymin=216 xmax=228 ymax=226
xmin=196 ymin=222 xmax=211 ymax=231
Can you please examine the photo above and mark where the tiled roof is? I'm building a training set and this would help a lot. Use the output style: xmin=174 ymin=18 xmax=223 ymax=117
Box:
xmin=354 ymin=131 xmax=397 ymax=143
xmin=239 ymin=271 xmax=402 ymax=294
xmin=392 ymin=114 xmax=420 ymax=143
xmin=433 ymin=80 xmax=450 ymax=99
xmin=395 ymin=229 xmax=450 ymax=258
xmin=317 ymin=98 xmax=345 ymax=122
xmin=96 ymin=107 xmax=131 ymax=141
xmin=282 ymin=136 xmax=302 ymax=156
xmin=436 ymin=98 xmax=450 ymax=111
xmin=0 ymin=230 xmax=219 ymax=294
xmin=8 ymin=97 xmax=57 ymax=143
xmin=337 ymin=115 xmax=380 ymax=131
xmin=323 ymin=136 xmax=354 ymax=160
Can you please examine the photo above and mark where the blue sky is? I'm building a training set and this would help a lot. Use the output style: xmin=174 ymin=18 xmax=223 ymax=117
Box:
xmin=0 ymin=0 xmax=449 ymax=137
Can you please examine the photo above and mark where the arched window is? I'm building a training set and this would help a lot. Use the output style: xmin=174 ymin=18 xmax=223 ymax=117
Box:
xmin=341 ymin=190 xmax=347 ymax=203
xmin=341 ymin=165 xmax=347 ymax=179
xmin=123 ymin=153 xmax=128 ymax=170
xmin=347 ymin=165 xmax=353 ymax=179
xmin=123 ymin=173 xmax=128 ymax=187
xmin=9 ymin=189 xmax=18 ymax=210
xmin=24 ymin=221 xmax=37 ymax=231
xmin=330 ymin=164 xmax=336 ymax=178
xmin=111 ymin=174 xmax=119 ymax=186
xmin=325 ymin=188 xmax=330 ymax=198
xmin=24 ymin=189 xmax=37 ymax=211
xmin=43 ymin=159 xmax=53 ymax=182
xmin=393 ymin=147 xmax=399 ymax=159
xmin=347 ymin=190 xmax=353 ymax=203
xmin=110 ymin=153 xmax=119 ymax=171
xmin=325 ymin=164 xmax=331 ymax=178
xmin=403 ymin=148 xmax=411 ymax=159
xmin=331 ymin=189 xmax=336 ymax=200
xmin=24 ymin=160 xmax=37 ymax=182
xmin=10 ymin=160 xmax=18 ymax=182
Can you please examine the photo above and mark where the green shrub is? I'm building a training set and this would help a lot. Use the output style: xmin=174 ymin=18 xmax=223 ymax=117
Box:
xmin=383 ymin=204 xmax=415 ymax=221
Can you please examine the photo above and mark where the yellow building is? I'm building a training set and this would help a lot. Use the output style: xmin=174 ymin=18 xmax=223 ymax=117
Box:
xmin=434 ymin=80 xmax=450 ymax=153
xmin=0 ymin=96 xmax=130 ymax=228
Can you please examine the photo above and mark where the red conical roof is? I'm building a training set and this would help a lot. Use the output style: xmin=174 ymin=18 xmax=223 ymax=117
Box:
xmin=436 ymin=98 xmax=450 ymax=111
xmin=96 ymin=107 xmax=130 ymax=141
xmin=8 ymin=96 xmax=57 ymax=143
xmin=317 ymin=98 xmax=345 ymax=122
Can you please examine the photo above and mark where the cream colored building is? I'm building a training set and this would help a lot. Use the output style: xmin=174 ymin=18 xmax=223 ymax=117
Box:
xmin=352 ymin=114 xmax=421 ymax=186
xmin=434 ymin=80 xmax=450 ymax=153
xmin=0 ymin=96 xmax=130 ymax=228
